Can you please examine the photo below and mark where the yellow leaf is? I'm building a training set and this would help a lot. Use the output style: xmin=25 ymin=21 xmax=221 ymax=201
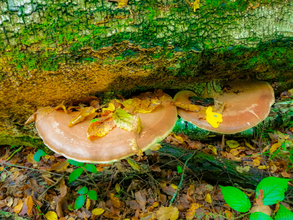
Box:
xmin=25 ymin=196 xmax=34 ymax=216
xmin=153 ymin=201 xmax=159 ymax=207
xmin=115 ymin=183 xmax=121 ymax=193
xmin=173 ymin=101 xmax=200 ymax=112
xmin=92 ymin=208 xmax=105 ymax=215
xmin=27 ymin=153 xmax=37 ymax=164
xmin=193 ymin=0 xmax=200 ymax=11
xmin=258 ymin=165 xmax=269 ymax=170
xmin=126 ymin=158 xmax=141 ymax=172
xmin=205 ymin=193 xmax=212 ymax=204
xmin=270 ymin=142 xmax=282 ymax=154
xmin=252 ymin=159 xmax=260 ymax=167
xmin=206 ymin=106 xmax=223 ymax=128
xmin=120 ymin=97 xmax=161 ymax=113
xmin=45 ymin=211 xmax=58 ymax=220
xmin=186 ymin=203 xmax=200 ymax=220
xmin=172 ymin=134 xmax=184 ymax=143
xmin=244 ymin=139 xmax=255 ymax=150
xmin=54 ymin=102 xmax=67 ymax=114
xmin=149 ymin=143 xmax=162 ymax=151
xmin=87 ymin=117 xmax=116 ymax=139
xmin=226 ymin=140 xmax=240 ymax=148
xmin=112 ymin=108 xmax=134 ymax=131
xmin=86 ymin=198 xmax=91 ymax=210
xmin=236 ymin=166 xmax=250 ymax=173
xmin=132 ymin=115 xmax=143 ymax=135
xmin=171 ymin=184 xmax=177 ymax=190
xmin=13 ymin=199 xmax=23 ymax=214
xmin=102 ymin=103 xmax=115 ymax=114
xmin=69 ymin=106 xmax=96 ymax=127
xmin=208 ymin=145 xmax=217 ymax=155
xmin=156 ymin=206 xmax=179 ymax=220
xmin=109 ymin=193 xmax=122 ymax=208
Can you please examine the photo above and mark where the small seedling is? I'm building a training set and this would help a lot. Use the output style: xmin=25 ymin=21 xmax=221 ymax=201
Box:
xmin=74 ymin=186 xmax=98 ymax=209
xmin=220 ymin=176 xmax=292 ymax=220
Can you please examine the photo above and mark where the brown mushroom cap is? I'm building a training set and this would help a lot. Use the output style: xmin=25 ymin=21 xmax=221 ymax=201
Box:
xmin=174 ymin=80 xmax=275 ymax=134
xmin=35 ymin=94 xmax=177 ymax=163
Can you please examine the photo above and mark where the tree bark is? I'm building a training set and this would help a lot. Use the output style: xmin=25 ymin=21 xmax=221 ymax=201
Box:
xmin=0 ymin=0 xmax=293 ymax=147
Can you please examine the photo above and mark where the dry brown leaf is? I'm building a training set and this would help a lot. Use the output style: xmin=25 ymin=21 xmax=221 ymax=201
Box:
xmin=49 ymin=160 xmax=69 ymax=172
xmin=135 ymin=191 xmax=146 ymax=211
xmin=173 ymin=101 xmax=200 ymax=112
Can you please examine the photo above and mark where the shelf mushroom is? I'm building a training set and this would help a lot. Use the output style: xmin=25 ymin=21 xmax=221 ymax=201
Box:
xmin=32 ymin=94 xmax=177 ymax=163
xmin=174 ymin=80 xmax=275 ymax=134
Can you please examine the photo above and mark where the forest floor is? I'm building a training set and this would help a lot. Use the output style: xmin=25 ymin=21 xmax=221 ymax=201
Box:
xmin=0 ymin=89 xmax=292 ymax=220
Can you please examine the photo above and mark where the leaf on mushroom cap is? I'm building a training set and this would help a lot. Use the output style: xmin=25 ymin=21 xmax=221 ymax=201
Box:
xmin=34 ymin=94 xmax=177 ymax=163
xmin=174 ymin=80 xmax=275 ymax=134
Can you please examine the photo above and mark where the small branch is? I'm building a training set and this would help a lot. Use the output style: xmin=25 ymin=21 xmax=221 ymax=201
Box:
xmin=38 ymin=175 xmax=65 ymax=199
xmin=169 ymin=153 xmax=195 ymax=207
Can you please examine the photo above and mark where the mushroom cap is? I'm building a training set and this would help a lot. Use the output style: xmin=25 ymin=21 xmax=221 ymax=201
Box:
xmin=174 ymin=80 xmax=275 ymax=134
xmin=35 ymin=95 xmax=177 ymax=163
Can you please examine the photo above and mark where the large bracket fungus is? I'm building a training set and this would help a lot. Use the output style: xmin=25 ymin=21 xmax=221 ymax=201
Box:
xmin=30 ymin=93 xmax=177 ymax=163
xmin=174 ymin=80 xmax=275 ymax=134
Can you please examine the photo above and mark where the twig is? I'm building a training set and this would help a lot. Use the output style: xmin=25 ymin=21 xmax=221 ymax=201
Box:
xmin=38 ymin=175 xmax=65 ymax=199
xmin=169 ymin=153 xmax=195 ymax=207
xmin=0 ymin=161 xmax=96 ymax=186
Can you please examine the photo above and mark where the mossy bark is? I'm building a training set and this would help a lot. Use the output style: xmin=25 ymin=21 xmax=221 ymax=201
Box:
xmin=0 ymin=0 xmax=293 ymax=146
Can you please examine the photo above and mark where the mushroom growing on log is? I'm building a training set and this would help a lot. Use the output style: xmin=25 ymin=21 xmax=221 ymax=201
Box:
xmin=29 ymin=94 xmax=177 ymax=163
xmin=174 ymin=80 xmax=275 ymax=134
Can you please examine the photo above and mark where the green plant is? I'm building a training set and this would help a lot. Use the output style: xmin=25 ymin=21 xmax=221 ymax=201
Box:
xmin=74 ymin=186 xmax=98 ymax=209
xmin=220 ymin=177 xmax=292 ymax=220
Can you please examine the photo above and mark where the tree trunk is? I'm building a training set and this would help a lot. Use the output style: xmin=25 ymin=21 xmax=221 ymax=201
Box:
xmin=0 ymin=0 xmax=293 ymax=148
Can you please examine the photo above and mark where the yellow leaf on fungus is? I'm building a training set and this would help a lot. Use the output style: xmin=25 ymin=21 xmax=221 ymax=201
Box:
xmin=102 ymin=103 xmax=115 ymax=114
xmin=174 ymin=101 xmax=200 ymax=112
xmin=87 ymin=117 xmax=116 ymax=139
xmin=112 ymin=108 xmax=134 ymax=131
xmin=206 ymin=106 xmax=222 ymax=128
xmin=69 ymin=106 xmax=96 ymax=127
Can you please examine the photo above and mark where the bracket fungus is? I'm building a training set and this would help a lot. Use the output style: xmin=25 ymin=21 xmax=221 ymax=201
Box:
xmin=29 ymin=93 xmax=177 ymax=163
xmin=174 ymin=80 xmax=275 ymax=134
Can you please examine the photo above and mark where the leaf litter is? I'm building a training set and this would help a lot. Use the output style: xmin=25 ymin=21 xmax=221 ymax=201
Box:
xmin=1 ymin=89 xmax=293 ymax=219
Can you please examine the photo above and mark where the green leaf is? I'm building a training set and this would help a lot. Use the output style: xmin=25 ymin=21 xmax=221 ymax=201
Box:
xmin=275 ymin=204 xmax=293 ymax=220
xmin=220 ymin=186 xmax=251 ymax=212
xmin=91 ymin=118 xmax=98 ymax=123
xmin=249 ymin=212 xmax=273 ymax=220
xmin=33 ymin=149 xmax=47 ymax=162
xmin=68 ymin=160 xmax=84 ymax=167
xmin=74 ymin=195 xmax=86 ymax=209
xmin=126 ymin=158 xmax=141 ymax=172
xmin=77 ymin=186 xmax=88 ymax=194
xmin=69 ymin=168 xmax=83 ymax=183
xmin=84 ymin=164 xmax=97 ymax=173
xmin=256 ymin=177 xmax=291 ymax=205
xmin=68 ymin=204 xmax=74 ymax=211
xmin=88 ymin=190 xmax=97 ymax=200
xmin=177 ymin=166 xmax=183 ymax=174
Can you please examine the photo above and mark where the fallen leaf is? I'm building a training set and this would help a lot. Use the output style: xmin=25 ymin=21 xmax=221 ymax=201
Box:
xmin=86 ymin=198 xmax=91 ymax=210
xmin=102 ymin=103 xmax=115 ymax=114
xmin=258 ymin=165 xmax=269 ymax=169
xmin=87 ymin=117 xmax=116 ymax=139
xmin=25 ymin=196 xmax=34 ymax=216
xmin=186 ymin=203 xmax=200 ymax=220
xmin=45 ymin=211 xmax=58 ymax=220
xmin=270 ymin=142 xmax=282 ymax=154
xmin=14 ymin=199 xmax=23 ymax=214
xmin=206 ymin=106 xmax=223 ymax=128
xmin=236 ymin=166 xmax=250 ymax=173
xmin=193 ymin=0 xmax=200 ymax=11
xmin=49 ymin=160 xmax=69 ymax=172
xmin=244 ymin=139 xmax=255 ymax=150
xmin=92 ymin=208 xmax=105 ymax=215
xmin=109 ymin=193 xmax=122 ymax=208
xmin=173 ymin=101 xmax=200 ymax=112
xmin=226 ymin=140 xmax=240 ymax=148
xmin=126 ymin=158 xmax=141 ymax=172
xmin=156 ymin=206 xmax=179 ymax=220
xmin=281 ymin=172 xmax=291 ymax=178
xmin=208 ymin=145 xmax=217 ymax=155
xmin=112 ymin=108 xmax=135 ymax=131
xmin=149 ymin=144 xmax=162 ymax=151
xmin=205 ymin=193 xmax=212 ymax=204
xmin=225 ymin=210 xmax=233 ymax=219
xmin=108 ymin=0 xmax=128 ymax=8
xmin=69 ymin=106 xmax=96 ymax=127
xmin=54 ymin=102 xmax=67 ymax=114
xmin=115 ymin=183 xmax=121 ymax=193
xmin=135 ymin=191 xmax=146 ymax=211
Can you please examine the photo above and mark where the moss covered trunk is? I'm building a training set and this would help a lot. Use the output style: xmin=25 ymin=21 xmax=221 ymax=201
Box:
xmin=0 ymin=0 xmax=293 ymax=146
